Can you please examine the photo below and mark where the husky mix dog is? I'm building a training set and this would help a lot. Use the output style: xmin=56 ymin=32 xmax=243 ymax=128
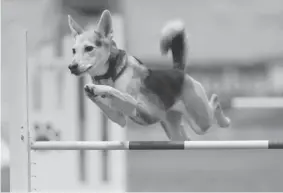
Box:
xmin=67 ymin=10 xmax=230 ymax=141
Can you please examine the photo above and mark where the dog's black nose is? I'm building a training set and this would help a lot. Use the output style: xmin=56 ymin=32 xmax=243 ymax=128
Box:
xmin=68 ymin=63 xmax=78 ymax=70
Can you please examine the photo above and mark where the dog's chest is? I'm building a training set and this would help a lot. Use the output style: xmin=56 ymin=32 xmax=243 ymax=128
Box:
xmin=114 ymin=67 xmax=139 ymax=94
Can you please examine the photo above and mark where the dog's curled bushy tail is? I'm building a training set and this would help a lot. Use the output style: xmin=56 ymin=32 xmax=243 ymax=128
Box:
xmin=160 ymin=20 xmax=189 ymax=71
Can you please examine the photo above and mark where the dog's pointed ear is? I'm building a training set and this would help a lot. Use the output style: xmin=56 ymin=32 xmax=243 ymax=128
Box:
xmin=97 ymin=10 xmax=113 ymax=39
xmin=68 ymin=15 xmax=83 ymax=38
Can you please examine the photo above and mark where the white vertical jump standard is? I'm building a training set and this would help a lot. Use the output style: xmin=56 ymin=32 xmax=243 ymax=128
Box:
xmin=5 ymin=26 xmax=31 ymax=192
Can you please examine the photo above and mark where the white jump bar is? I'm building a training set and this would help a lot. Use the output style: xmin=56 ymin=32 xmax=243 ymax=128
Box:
xmin=30 ymin=140 xmax=283 ymax=150
xmin=232 ymin=97 xmax=283 ymax=108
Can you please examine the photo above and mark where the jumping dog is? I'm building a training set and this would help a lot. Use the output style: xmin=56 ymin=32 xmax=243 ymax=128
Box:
xmin=67 ymin=10 xmax=230 ymax=141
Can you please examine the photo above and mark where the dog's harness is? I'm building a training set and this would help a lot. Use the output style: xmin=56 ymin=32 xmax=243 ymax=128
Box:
xmin=92 ymin=49 xmax=128 ymax=83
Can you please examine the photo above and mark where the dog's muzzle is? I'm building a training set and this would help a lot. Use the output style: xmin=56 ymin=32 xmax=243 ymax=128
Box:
xmin=68 ymin=63 xmax=78 ymax=70
xmin=68 ymin=63 xmax=79 ymax=74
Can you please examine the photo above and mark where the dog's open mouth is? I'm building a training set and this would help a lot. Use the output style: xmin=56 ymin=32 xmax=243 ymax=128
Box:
xmin=71 ymin=64 xmax=93 ymax=75
xmin=85 ymin=64 xmax=93 ymax=72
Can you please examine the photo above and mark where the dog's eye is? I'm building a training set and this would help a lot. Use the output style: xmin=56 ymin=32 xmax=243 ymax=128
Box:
xmin=85 ymin=46 xmax=94 ymax=52
xmin=72 ymin=48 xmax=76 ymax=55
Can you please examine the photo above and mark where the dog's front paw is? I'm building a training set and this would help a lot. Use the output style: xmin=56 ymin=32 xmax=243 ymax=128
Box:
xmin=85 ymin=84 xmax=111 ymax=96
xmin=84 ymin=84 xmax=109 ymax=99
xmin=84 ymin=84 xmax=96 ymax=97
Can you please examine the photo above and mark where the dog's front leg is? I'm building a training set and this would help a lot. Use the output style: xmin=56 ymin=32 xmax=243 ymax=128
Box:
xmin=85 ymin=86 xmax=127 ymax=127
xmin=85 ymin=84 xmax=137 ymax=116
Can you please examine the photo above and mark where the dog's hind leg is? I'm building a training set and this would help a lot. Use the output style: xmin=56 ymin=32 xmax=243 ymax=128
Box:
xmin=160 ymin=111 xmax=190 ymax=141
xmin=209 ymin=94 xmax=230 ymax=128
xmin=180 ymin=75 xmax=230 ymax=135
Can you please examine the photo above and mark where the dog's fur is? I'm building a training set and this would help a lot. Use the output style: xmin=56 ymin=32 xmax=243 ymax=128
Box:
xmin=68 ymin=10 xmax=231 ymax=141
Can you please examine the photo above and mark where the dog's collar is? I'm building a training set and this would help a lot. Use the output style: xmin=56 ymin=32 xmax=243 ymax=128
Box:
xmin=92 ymin=49 xmax=128 ymax=83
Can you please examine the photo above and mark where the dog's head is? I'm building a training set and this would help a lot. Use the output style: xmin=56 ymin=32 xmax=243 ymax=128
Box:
xmin=68 ymin=10 xmax=114 ymax=76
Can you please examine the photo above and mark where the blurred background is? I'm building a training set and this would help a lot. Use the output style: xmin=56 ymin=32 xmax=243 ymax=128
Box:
xmin=2 ymin=0 xmax=283 ymax=192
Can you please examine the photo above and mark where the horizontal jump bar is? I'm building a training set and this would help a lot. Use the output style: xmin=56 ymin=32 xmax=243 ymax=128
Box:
xmin=30 ymin=140 xmax=283 ymax=150
xmin=232 ymin=97 xmax=283 ymax=108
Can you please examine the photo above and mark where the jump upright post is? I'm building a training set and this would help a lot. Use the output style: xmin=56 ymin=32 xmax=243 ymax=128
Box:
xmin=6 ymin=26 xmax=31 ymax=192
xmin=8 ymin=28 xmax=283 ymax=193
